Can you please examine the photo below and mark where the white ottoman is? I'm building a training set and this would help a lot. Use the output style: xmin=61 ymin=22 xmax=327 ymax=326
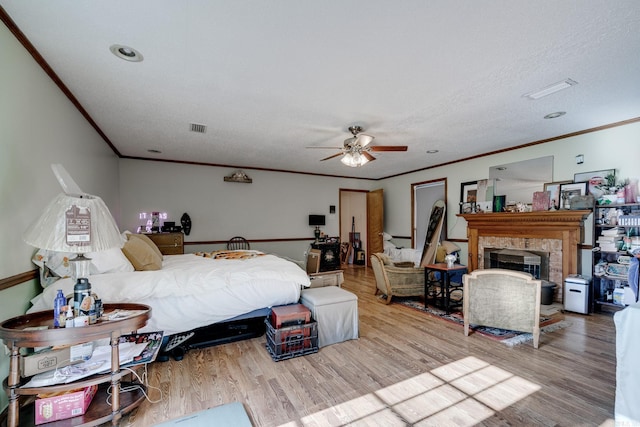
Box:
xmin=300 ymin=287 xmax=358 ymax=347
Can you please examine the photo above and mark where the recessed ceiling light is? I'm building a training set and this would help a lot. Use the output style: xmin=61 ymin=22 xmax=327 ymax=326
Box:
xmin=523 ymin=79 xmax=577 ymax=100
xmin=544 ymin=111 xmax=566 ymax=119
xmin=147 ymin=149 xmax=161 ymax=154
xmin=110 ymin=44 xmax=144 ymax=62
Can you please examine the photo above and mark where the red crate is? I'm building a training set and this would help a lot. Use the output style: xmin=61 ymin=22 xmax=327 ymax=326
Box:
xmin=265 ymin=319 xmax=318 ymax=361
xmin=270 ymin=304 xmax=311 ymax=328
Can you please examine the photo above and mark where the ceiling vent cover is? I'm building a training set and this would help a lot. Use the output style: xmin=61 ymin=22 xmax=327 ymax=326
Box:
xmin=190 ymin=123 xmax=207 ymax=133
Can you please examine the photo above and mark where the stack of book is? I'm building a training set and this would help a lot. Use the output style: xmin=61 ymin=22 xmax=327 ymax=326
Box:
xmin=597 ymin=227 xmax=624 ymax=252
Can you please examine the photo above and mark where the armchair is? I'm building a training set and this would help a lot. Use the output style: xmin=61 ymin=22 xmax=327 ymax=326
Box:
xmin=370 ymin=253 xmax=424 ymax=304
xmin=463 ymin=268 xmax=542 ymax=348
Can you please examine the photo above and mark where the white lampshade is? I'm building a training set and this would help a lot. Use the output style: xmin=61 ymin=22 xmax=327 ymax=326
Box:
xmin=23 ymin=192 xmax=123 ymax=253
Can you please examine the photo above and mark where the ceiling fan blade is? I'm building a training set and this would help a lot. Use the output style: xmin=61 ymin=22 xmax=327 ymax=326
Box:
xmin=363 ymin=152 xmax=376 ymax=161
xmin=306 ymin=146 xmax=343 ymax=149
xmin=369 ymin=145 xmax=408 ymax=152
xmin=320 ymin=152 xmax=344 ymax=161
xmin=355 ymin=134 xmax=374 ymax=147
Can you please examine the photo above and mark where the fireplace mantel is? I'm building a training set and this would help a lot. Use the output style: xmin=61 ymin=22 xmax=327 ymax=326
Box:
xmin=459 ymin=210 xmax=591 ymax=284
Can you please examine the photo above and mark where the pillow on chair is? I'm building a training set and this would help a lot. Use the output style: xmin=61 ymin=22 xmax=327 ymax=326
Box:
xmin=376 ymin=253 xmax=393 ymax=266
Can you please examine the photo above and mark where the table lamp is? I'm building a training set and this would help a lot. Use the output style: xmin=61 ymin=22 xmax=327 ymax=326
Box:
xmin=23 ymin=165 xmax=123 ymax=286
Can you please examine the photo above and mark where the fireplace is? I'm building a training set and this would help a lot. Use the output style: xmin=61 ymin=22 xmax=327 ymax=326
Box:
xmin=460 ymin=210 xmax=590 ymax=303
xmin=484 ymin=248 xmax=549 ymax=280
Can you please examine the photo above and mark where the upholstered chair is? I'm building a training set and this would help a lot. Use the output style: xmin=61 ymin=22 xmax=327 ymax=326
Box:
xmin=370 ymin=253 xmax=424 ymax=304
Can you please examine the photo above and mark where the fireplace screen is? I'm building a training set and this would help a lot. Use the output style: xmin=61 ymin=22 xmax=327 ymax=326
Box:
xmin=484 ymin=248 xmax=549 ymax=280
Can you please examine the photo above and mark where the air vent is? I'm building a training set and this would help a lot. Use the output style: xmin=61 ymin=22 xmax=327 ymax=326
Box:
xmin=190 ymin=123 xmax=207 ymax=133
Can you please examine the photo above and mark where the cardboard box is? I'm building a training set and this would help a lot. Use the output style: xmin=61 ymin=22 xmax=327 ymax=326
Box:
xmin=21 ymin=342 xmax=93 ymax=377
xmin=35 ymin=385 xmax=97 ymax=425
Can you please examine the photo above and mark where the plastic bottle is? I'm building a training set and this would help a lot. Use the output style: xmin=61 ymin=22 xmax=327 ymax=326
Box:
xmin=53 ymin=289 xmax=66 ymax=328
xmin=65 ymin=305 xmax=74 ymax=328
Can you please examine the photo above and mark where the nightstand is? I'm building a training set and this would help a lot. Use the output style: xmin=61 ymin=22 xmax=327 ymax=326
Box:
xmin=144 ymin=232 xmax=184 ymax=255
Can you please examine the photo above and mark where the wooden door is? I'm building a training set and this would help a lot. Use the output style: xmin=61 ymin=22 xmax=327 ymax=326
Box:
xmin=367 ymin=189 xmax=384 ymax=265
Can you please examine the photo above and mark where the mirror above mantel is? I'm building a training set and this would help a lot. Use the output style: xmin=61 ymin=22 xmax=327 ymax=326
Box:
xmin=489 ymin=155 xmax=553 ymax=204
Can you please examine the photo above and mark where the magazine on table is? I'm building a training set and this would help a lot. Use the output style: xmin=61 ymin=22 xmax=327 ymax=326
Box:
xmin=22 ymin=331 xmax=164 ymax=387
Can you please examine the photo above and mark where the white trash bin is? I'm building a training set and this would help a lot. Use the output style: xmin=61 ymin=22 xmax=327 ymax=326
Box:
xmin=564 ymin=274 xmax=590 ymax=314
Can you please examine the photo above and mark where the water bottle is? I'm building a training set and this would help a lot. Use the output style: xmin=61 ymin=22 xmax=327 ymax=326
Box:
xmin=53 ymin=289 xmax=66 ymax=328
xmin=74 ymin=278 xmax=91 ymax=317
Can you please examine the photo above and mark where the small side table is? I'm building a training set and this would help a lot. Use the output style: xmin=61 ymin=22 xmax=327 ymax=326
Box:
xmin=0 ymin=303 xmax=151 ymax=427
xmin=424 ymin=263 xmax=467 ymax=313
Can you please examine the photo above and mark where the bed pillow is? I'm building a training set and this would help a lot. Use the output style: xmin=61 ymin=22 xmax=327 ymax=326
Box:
xmin=382 ymin=232 xmax=392 ymax=241
xmin=87 ymin=247 xmax=134 ymax=274
xmin=383 ymin=241 xmax=395 ymax=251
xmin=122 ymin=237 xmax=162 ymax=271
xmin=128 ymin=233 xmax=164 ymax=260
xmin=32 ymin=249 xmax=73 ymax=280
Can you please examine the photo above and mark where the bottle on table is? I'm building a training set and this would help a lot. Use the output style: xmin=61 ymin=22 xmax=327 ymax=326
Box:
xmin=53 ymin=289 xmax=66 ymax=328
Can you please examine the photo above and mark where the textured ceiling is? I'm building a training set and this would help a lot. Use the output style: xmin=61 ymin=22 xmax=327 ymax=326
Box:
xmin=3 ymin=1 xmax=640 ymax=179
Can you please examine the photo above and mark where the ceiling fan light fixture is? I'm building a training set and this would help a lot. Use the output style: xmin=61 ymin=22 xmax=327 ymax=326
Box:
xmin=341 ymin=152 xmax=369 ymax=167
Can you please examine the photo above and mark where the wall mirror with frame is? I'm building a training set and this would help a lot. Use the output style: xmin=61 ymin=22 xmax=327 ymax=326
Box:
xmin=489 ymin=156 xmax=553 ymax=204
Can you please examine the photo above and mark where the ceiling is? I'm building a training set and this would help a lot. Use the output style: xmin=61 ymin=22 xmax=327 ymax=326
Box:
xmin=2 ymin=1 xmax=640 ymax=180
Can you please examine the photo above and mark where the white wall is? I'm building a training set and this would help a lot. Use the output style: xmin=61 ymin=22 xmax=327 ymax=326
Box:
xmin=0 ymin=22 xmax=120 ymax=411
xmin=119 ymin=159 xmax=372 ymax=260
xmin=381 ymin=121 xmax=640 ymax=275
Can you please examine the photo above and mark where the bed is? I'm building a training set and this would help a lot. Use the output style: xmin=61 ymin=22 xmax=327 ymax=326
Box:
xmin=28 ymin=244 xmax=310 ymax=337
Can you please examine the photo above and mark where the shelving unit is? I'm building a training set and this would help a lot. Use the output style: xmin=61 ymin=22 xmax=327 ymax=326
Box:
xmin=592 ymin=203 xmax=639 ymax=312
xmin=0 ymin=303 xmax=151 ymax=427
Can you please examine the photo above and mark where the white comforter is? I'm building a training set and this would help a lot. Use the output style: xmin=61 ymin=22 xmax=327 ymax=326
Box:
xmin=29 ymin=253 xmax=309 ymax=335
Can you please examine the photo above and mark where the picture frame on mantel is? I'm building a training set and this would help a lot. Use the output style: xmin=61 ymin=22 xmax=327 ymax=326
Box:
xmin=544 ymin=180 xmax=572 ymax=210
xmin=559 ymin=182 xmax=588 ymax=210
xmin=460 ymin=180 xmax=478 ymax=214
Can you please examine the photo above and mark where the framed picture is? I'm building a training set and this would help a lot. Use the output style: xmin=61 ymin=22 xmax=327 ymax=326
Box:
xmin=544 ymin=180 xmax=572 ymax=210
xmin=460 ymin=180 xmax=478 ymax=213
xmin=559 ymin=182 xmax=588 ymax=209
xmin=574 ymin=169 xmax=615 ymax=194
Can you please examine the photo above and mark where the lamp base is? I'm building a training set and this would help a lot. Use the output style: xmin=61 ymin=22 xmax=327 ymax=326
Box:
xmin=314 ymin=226 xmax=321 ymax=244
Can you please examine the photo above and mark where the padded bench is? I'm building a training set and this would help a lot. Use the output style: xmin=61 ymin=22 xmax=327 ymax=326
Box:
xmin=300 ymin=286 xmax=358 ymax=347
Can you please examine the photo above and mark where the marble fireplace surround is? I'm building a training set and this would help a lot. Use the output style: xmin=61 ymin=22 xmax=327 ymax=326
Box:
xmin=460 ymin=211 xmax=590 ymax=302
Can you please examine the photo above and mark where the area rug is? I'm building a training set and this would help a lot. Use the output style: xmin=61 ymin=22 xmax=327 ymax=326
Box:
xmin=394 ymin=297 xmax=570 ymax=347
xmin=154 ymin=402 xmax=252 ymax=426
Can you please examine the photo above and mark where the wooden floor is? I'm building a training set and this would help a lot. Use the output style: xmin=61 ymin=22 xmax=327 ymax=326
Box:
xmin=119 ymin=266 xmax=618 ymax=427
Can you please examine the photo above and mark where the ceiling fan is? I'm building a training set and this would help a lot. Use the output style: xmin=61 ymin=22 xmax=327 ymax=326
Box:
xmin=307 ymin=125 xmax=408 ymax=167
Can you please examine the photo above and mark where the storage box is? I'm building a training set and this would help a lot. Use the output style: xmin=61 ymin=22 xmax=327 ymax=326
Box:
xmin=20 ymin=342 xmax=93 ymax=377
xmin=265 ymin=319 xmax=318 ymax=361
xmin=35 ymin=384 xmax=97 ymax=424
xmin=308 ymin=270 xmax=344 ymax=288
xmin=613 ymin=288 xmax=625 ymax=306
xmin=270 ymin=304 xmax=311 ymax=328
